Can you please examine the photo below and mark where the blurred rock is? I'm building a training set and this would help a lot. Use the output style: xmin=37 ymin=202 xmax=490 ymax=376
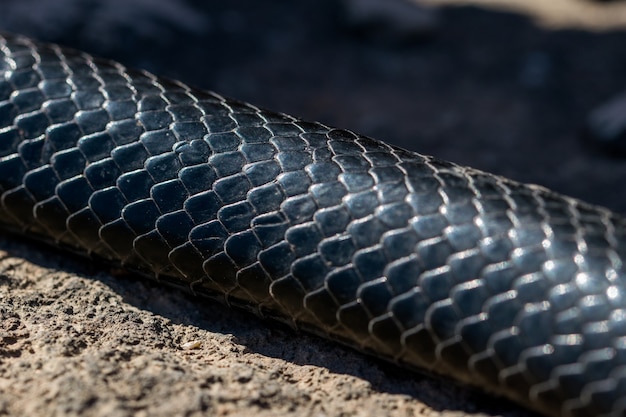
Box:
xmin=518 ymin=51 xmax=552 ymax=88
xmin=0 ymin=0 xmax=208 ymax=51
xmin=341 ymin=0 xmax=438 ymax=42
xmin=585 ymin=91 xmax=626 ymax=155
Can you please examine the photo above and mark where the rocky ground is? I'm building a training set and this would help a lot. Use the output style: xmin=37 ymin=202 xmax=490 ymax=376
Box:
xmin=1 ymin=1 xmax=626 ymax=416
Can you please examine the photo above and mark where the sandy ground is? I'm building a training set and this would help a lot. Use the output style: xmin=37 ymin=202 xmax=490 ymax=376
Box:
xmin=1 ymin=1 xmax=626 ymax=416
xmin=0 ymin=236 xmax=531 ymax=417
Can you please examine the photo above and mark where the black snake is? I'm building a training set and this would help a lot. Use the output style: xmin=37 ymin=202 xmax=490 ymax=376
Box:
xmin=1 ymin=32 xmax=625 ymax=417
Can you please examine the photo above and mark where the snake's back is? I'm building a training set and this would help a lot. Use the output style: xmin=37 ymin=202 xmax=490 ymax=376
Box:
xmin=1 ymin=32 xmax=626 ymax=417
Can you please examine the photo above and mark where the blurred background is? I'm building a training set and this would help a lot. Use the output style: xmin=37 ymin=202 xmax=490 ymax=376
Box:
xmin=2 ymin=0 xmax=626 ymax=211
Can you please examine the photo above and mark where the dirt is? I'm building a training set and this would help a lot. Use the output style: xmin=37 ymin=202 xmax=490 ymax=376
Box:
xmin=0 ymin=235 xmax=528 ymax=417
xmin=1 ymin=1 xmax=626 ymax=416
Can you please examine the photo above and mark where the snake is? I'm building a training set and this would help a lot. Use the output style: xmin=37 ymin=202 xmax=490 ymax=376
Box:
xmin=1 ymin=31 xmax=625 ymax=417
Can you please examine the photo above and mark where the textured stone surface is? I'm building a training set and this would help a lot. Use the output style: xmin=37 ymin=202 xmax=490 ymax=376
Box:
xmin=0 ymin=235 xmax=529 ymax=417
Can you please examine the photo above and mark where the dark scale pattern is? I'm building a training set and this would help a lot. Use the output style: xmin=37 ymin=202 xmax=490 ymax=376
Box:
xmin=1 ymin=32 xmax=626 ymax=417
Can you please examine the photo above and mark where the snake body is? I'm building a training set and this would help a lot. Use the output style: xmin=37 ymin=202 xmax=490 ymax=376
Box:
xmin=1 ymin=32 xmax=626 ymax=417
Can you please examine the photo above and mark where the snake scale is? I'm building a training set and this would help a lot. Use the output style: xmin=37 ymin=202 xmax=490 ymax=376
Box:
xmin=1 ymin=32 xmax=625 ymax=417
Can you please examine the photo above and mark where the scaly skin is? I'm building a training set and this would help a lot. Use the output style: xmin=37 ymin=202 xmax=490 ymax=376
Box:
xmin=1 ymin=32 xmax=626 ymax=417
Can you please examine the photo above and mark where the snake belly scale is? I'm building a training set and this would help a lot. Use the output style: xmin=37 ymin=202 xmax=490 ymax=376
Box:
xmin=1 ymin=32 xmax=625 ymax=417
